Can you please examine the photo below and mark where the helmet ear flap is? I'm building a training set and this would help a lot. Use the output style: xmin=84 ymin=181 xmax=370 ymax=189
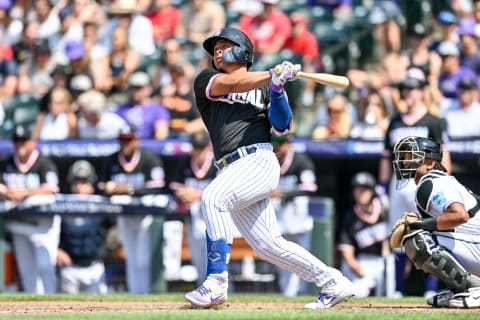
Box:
xmin=203 ymin=27 xmax=254 ymax=69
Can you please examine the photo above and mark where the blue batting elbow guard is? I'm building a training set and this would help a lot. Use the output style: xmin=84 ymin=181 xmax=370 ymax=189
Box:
xmin=269 ymin=89 xmax=292 ymax=133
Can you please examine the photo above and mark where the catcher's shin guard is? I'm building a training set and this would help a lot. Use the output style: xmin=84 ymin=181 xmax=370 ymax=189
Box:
xmin=403 ymin=232 xmax=480 ymax=292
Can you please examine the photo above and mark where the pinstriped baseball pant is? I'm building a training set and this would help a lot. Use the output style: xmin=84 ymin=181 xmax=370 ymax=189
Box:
xmin=201 ymin=143 xmax=335 ymax=288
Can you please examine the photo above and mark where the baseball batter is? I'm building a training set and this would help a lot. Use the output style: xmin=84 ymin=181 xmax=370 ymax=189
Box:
xmin=392 ymin=136 xmax=480 ymax=308
xmin=184 ymin=27 xmax=354 ymax=309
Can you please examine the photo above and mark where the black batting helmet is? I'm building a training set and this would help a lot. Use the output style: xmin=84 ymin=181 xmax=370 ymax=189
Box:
xmin=203 ymin=28 xmax=254 ymax=69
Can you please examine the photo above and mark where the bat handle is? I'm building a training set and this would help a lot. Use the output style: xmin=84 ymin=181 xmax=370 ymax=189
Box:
xmin=274 ymin=65 xmax=282 ymax=75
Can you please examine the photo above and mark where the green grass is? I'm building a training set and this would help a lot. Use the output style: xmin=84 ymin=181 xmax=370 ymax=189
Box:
xmin=0 ymin=294 xmax=476 ymax=320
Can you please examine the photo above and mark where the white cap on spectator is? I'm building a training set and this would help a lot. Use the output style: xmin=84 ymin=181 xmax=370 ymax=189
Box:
xmin=78 ymin=90 xmax=106 ymax=115
xmin=259 ymin=0 xmax=279 ymax=4
xmin=71 ymin=74 xmax=93 ymax=92
xmin=108 ymin=0 xmax=137 ymax=14
xmin=129 ymin=71 xmax=151 ymax=87
xmin=437 ymin=41 xmax=460 ymax=56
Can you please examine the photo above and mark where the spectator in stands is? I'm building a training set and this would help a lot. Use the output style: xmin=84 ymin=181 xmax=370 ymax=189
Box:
xmin=0 ymin=0 xmax=23 ymax=46
xmin=0 ymin=125 xmax=60 ymax=294
xmin=442 ymin=77 xmax=480 ymax=138
xmin=378 ymin=68 xmax=451 ymax=297
xmin=31 ymin=0 xmax=61 ymax=39
xmin=405 ymin=23 xmax=443 ymax=107
xmin=474 ymin=0 xmax=480 ymax=30
xmin=438 ymin=41 xmax=478 ymax=101
xmin=161 ymin=64 xmax=204 ymax=139
xmin=114 ymin=71 xmax=170 ymax=139
xmin=99 ymin=128 xmax=165 ymax=293
xmin=430 ymin=10 xmax=459 ymax=53
xmin=17 ymin=38 xmax=54 ymax=98
xmin=338 ymin=171 xmax=391 ymax=297
xmin=169 ymin=130 xmax=217 ymax=284
xmin=33 ymin=86 xmax=78 ymax=140
xmin=238 ymin=0 xmax=291 ymax=56
xmin=368 ymin=0 xmax=402 ymax=58
xmin=83 ymin=21 xmax=108 ymax=62
xmin=65 ymin=40 xmax=94 ymax=82
xmin=458 ymin=17 xmax=480 ymax=74
xmin=176 ymin=0 xmax=226 ymax=44
xmin=57 ymin=160 xmax=109 ymax=294
xmin=145 ymin=0 xmax=182 ymax=44
xmin=350 ymin=89 xmax=390 ymax=140
xmin=49 ymin=3 xmax=83 ymax=65
xmin=38 ymin=63 xmax=72 ymax=114
xmin=71 ymin=0 xmax=105 ymax=25
xmin=80 ymin=19 xmax=110 ymax=93
xmin=103 ymin=0 xmax=156 ymax=56
xmin=69 ymin=73 xmax=94 ymax=105
xmin=270 ymin=133 xmax=318 ymax=297
xmin=150 ymin=37 xmax=195 ymax=94
xmin=311 ymin=94 xmax=353 ymax=140
xmin=11 ymin=21 xmax=39 ymax=66
xmin=77 ymin=89 xmax=130 ymax=139
xmin=0 ymin=43 xmax=18 ymax=98
xmin=107 ymin=25 xmax=140 ymax=94
xmin=283 ymin=11 xmax=321 ymax=108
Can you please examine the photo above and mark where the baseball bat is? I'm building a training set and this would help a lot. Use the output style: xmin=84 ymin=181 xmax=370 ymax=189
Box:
xmin=274 ymin=65 xmax=349 ymax=89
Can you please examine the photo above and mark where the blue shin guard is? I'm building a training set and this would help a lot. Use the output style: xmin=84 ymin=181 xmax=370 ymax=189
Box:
xmin=206 ymin=233 xmax=231 ymax=275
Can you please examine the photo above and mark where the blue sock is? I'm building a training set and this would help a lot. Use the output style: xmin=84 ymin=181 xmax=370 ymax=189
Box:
xmin=206 ymin=232 xmax=231 ymax=276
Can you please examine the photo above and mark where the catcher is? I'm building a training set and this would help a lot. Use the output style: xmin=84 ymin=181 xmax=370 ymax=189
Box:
xmin=390 ymin=136 xmax=480 ymax=308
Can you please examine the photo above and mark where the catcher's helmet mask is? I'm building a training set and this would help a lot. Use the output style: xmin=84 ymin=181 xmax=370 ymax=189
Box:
xmin=392 ymin=136 xmax=444 ymax=189
xmin=203 ymin=28 xmax=254 ymax=70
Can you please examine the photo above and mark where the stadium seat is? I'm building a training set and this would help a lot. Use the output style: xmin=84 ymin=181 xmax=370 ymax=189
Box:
xmin=5 ymin=94 xmax=40 ymax=127
xmin=0 ymin=118 xmax=15 ymax=140
xmin=279 ymin=0 xmax=307 ymax=15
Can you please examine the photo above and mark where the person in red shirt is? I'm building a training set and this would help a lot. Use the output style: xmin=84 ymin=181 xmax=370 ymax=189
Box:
xmin=283 ymin=12 xmax=321 ymax=107
xmin=284 ymin=12 xmax=319 ymax=65
xmin=238 ymin=0 xmax=291 ymax=55
xmin=145 ymin=0 xmax=182 ymax=43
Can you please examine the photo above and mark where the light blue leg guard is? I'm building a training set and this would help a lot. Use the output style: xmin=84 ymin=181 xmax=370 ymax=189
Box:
xmin=206 ymin=232 xmax=231 ymax=276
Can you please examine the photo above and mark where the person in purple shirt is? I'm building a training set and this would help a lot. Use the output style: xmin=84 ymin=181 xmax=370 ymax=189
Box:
xmin=437 ymin=41 xmax=479 ymax=100
xmin=458 ymin=17 xmax=480 ymax=74
xmin=114 ymin=71 xmax=170 ymax=140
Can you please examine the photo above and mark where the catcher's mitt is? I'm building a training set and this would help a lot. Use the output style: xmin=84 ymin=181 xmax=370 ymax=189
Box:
xmin=389 ymin=211 xmax=420 ymax=248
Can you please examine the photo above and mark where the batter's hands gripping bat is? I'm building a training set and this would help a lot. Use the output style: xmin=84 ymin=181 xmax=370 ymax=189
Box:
xmin=274 ymin=65 xmax=350 ymax=90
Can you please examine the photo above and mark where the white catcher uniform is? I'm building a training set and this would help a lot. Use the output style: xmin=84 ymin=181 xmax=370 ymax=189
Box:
xmin=415 ymin=170 xmax=480 ymax=276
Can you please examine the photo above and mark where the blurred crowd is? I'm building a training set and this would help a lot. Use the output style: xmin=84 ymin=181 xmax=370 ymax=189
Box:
xmin=1 ymin=0 xmax=480 ymax=141
xmin=1 ymin=0 xmax=480 ymax=297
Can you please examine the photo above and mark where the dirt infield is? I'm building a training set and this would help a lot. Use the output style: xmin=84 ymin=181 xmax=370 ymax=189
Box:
xmin=0 ymin=301 xmax=477 ymax=315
